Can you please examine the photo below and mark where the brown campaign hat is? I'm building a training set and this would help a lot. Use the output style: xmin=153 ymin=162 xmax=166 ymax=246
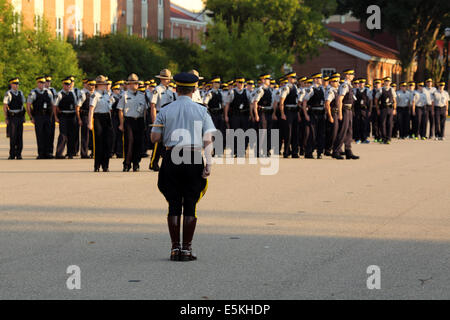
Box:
xmin=127 ymin=73 xmax=140 ymax=84
xmin=95 ymin=75 xmax=109 ymax=85
xmin=155 ymin=69 xmax=172 ymax=80
xmin=188 ymin=69 xmax=204 ymax=80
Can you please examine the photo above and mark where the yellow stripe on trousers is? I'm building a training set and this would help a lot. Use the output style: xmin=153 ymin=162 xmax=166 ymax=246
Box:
xmin=194 ymin=179 xmax=209 ymax=218
xmin=91 ymin=124 xmax=95 ymax=160
xmin=151 ymin=142 xmax=158 ymax=167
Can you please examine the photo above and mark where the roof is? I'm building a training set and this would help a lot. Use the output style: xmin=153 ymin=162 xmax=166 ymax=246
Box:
xmin=327 ymin=26 xmax=399 ymax=61
xmin=170 ymin=4 xmax=203 ymax=22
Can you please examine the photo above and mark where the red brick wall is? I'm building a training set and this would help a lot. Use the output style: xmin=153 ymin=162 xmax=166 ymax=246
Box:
xmin=117 ymin=0 xmax=127 ymax=33
xmin=100 ymin=0 xmax=111 ymax=34
xmin=84 ymin=0 xmax=94 ymax=37
xmin=44 ymin=0 xmax=56 ymax=31
xmin=148 ymin=0 xmax=158 ymax=40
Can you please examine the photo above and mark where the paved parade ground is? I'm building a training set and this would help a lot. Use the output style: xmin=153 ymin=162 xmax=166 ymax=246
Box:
xmin=1 ymin=124 xmax=449 ymax=300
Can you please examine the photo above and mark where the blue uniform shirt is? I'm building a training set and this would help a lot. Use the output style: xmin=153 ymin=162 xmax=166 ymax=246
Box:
xmin=152 ymin=95 xmax=216 ymax=148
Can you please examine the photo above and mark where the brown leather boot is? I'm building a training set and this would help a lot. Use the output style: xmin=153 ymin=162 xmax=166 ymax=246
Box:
xmin=167 ymin=216 xmax=181 ymax=261
xmin=181 ymin=216 xmax=197 ymax=261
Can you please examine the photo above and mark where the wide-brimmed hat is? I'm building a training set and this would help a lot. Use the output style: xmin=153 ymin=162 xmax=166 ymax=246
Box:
xmin=95 ymin=75 xmax=109 ymax=85
xmin=127 ymin=73 xmax=140 ymax=84
xmin=188 ymin=69 xmax=204 ymax=80
xmin=155 ymin=69 xmax=172 ymax=80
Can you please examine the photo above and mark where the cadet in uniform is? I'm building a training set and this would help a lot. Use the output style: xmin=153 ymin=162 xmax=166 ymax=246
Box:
xmin=375 ymin=76 xmax=397 ymax=144
xmin=87 ymin=76 xmax=113 ymax=172
xmin=224 ymin=77 xmax=251 ymax=157
xmin=324 ymin=76 xmax=341 ymax=156
xmin=26 ymin=76 xmax=54 ymax=159
xmin=303 ymin=73 xmax=326 ymax=159
xmin=297 ymin=76 xmax=308 ymax=156
xmin=118 ymin=74 xmax=148 ymax=172
xmin=408 ymin=82 xmax=418 ymax=139
xmin=151 ymin=72 xmax=215 ymax=262
xmin=110 ymin=83 xmax=123 ymax=158
xmin=76 ymin=79 xmax=96 ymax=158
xmin=44 ymin=75 xmax=57 ymax=155
xmin=150 ymin=69 xmax=175 ymax=171
xmin=333 ymin=69 xmax=359 ymax=160
xmin=396 ymin=82 xmax=411 ymax=139
xmin=423 ymin=78 xmax=437 ymax=139
xmin=251 ymin=74 xmax=273 ymax=157
xmin=3 ymin=78 xmax=25 ymax=159
xmin=189 ymin=70 xmax=205 ymax=104
xmin=203 ymin=77 xmax=226 ymax=157
xmin=353 ymin=78 xmax=372 ymax=144
xmin=413 ymin=82 xmax=428 ymax=139
xmin=371 ymin=79 xmax=382 ymax=142
xmin=279 ymin=72 xmax=300 ymax=158
xmin=433 ymin=81 xmax=449 ymax=140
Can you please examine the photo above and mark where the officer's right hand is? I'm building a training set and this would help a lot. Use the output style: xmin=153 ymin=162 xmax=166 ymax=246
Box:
xmin=305 ymin=115 xmax=310 ymax=122
xmin=78 ymin=119 xmax=83 ymax=127
xmin=272 ymin=113 xmax=277 ymax=121
xmin=118 ymin=124 xmax=124 ymax=132
xmin=280 ymin=113 xmax=286 ymax=121
xmin=5 ymin=119 xmax=8 ymax=125
xmin=255 ymin=115 xmax=260 ymax=122
xmin=338 ymin=113 xmax=343 ymax=121
xmin=55 ymin=117 xmax=59 ymax=123
xmin=202 ymin=164 xmax=211 ymax=179
xmin=329 ymin=116 xmax=334 ymax=123
xmin=412 ymin=111 xmax=415 ymax=117
xmin=377 ymin=110 xmax=380 ymax=116
xmin=224 ymin=116 xmax=229 ymax=124
xmin=31 ymin=118 xmax=35 ymax=124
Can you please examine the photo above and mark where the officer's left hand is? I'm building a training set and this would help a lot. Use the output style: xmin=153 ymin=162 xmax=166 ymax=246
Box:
xmin=393 ymin=109 xmax=397 ymax=116
xmin=272 ymin=113 xmax=277 ymax=121
xmin=280 ymin=113 xmax=287 ymax=121
xmin=202 ymin=164 xmax=211 ymax=179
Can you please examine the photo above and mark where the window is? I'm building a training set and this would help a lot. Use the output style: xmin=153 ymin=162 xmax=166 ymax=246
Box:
xmin=111 ymin=22 xmax=117 ymax=34
xmin=142 ymin=27 xmax=147 ymax=38
xmin=158 ymin=30 xmax=163 ymax=41
xmin=158 ymin=0 xmax=163 ymax=7
xmin=56 ymin=17 xmax=63 ymax=39
xmin=127 ymin=25 xmax=133 ymax=36
xmin=34 ymin=15 xmax=42 ymax=30
xmin=75 ymin=20 xmax=83 ymax=44
xmin=321 ymin=68 xmax=336 ymax=78
xmin=95 ymin=22 xmax=100 ymax=36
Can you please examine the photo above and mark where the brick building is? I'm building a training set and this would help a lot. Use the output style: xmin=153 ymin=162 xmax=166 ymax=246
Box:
xmin=9 ymin=0 xmax=171 ymax=43
xmin=169 ymin=3 xmax=206 ymax=45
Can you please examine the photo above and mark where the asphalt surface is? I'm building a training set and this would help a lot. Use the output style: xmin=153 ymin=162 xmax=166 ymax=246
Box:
xmin=0 ymin=124 xmax=449 ymax=300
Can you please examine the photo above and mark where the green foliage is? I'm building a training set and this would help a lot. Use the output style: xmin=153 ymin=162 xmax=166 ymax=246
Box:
xmin=199 ymin=17 xmax=291 ymax=80
xmin=0 ymin=0 xmax=82 ymax=96
xmin=76 ymin=33 xmax=172 ymax=81
xmin=205 ymin=0 xmax=334 ymax=64
xmin=159 ymin=38 xmax=203 ymax=73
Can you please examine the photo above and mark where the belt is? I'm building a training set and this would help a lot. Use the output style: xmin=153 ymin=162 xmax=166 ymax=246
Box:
xmin=415 ymin=105 xmax=424 ymax=108
xmin=435 ymin=105 xmax=445 ymax=108
xmin=125 ymin=115 xmax=143 ymax=120
xmin=61 ymin=110 xmax=75 ymax=114
xmin=7 ymin=109 xmax=23 ymax=114
xmin=343 ymin=104 xmax=353 ymax=110
xmin=285 ymin=104 xmax=298 ymax=108
xmin=311 ymin=106 xmax=324 ymax=111
xmin=259 ymin=106 xmax=273 ymax=111
xmin=7 ymin=111 xmax=24 ymax=117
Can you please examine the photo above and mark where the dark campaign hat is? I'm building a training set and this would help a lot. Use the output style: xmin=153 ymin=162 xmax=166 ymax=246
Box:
xmin=173 ymin=72 xmax=200 ymax=87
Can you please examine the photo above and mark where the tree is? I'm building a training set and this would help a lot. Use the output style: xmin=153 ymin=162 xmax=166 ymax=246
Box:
xmin=159 ymin=38 xmax=203 ymax=73
xmin=76 ymin=33 xmax=174 ymax=81
xmin=205 ymin=0 xmax=335 ymax=64
xmin=199 ymin=17 xmax=291 ymax=80
xmin=336 ymin=0 xmax=450 ymax=81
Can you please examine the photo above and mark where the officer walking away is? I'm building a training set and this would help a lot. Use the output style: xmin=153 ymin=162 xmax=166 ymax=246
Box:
xmin=76 ymin=79 xmax=96 ymax=158
xmin=54 ymin=78 xmax=78 ymax=159
xmin=150 ymin=69 xmax=175 ymax=171
xmin=151 ymin=72 xmax=216 ymax=262
xmin=332 ymin=69 xmax=359 ymax=160
xmin=3 ymin=78 xmax=25 ymax=160
xmin=88 ymin=76 xmax=113 ymax=172
xmin=433 ymin=81 xmax=449 ymax=140
xmin=26 ymin=76 xmax=54 ymax=159
xmin=118 ymin=74 xmax=148 ymax=172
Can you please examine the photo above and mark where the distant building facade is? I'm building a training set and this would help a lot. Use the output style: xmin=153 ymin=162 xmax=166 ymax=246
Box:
xmin=169 ymin=3 xmax=206 ymax=45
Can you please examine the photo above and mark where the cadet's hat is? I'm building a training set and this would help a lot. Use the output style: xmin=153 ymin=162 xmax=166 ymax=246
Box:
xmin=417 ymin=82 xmax=424 ymax=86
xmin=173 ymin=72 xmax=199 ymax=87
xmin=127 ymin=73 xmax=139 ymax=84
xmin=149 ymin=82 xmax=157 ymax=88
xmin=270 ymin=79 xmax=276 ymax=84
xmin=391 ymin=83 xmax=397 ymax=88
xmin=383 ymin=76 xmax=392 ymax=82
xmin=87 ymin=79 xmax=96 ymax=86
xmin=365 ymin=84 xmax=371 ymax=88
xmin=188 ymin=69 xmax=204 ymax=80
xmin=107 ymin=80 xmax=112 ymax=85
xmin=425 ymin=78 xmax=433 ymax=83
xmin=82 ymin=78 xmax=88 ymax=84
xmin=408 ymin=81 xmax=415 ymax=86
xmin=210 ymin=77 xmax=221 ymax=83
xmin=284 ymin=72 xmax=297 ymax=79
xmin=115 ymin=80 xmax=125 ymax=86
xmin=353 ymin=80 xmax=360 ymax=84
xmin=311 ymin=72 xmax=322 ymax=79
xmin=400 ymin=82 xmax=407 ymax=87
xmin=340 ymin=79 xmax=345 ymax=84
xmin=305 ymin=78 xmax=313 ymax=84
xmin=222 ymin=83 xmax=229 ymax=89
xmin=62 ymin=77 xmax=72 ymax=85
xmin=95 ymin=75 xmax=108 ymax=85
xmin=343 ymin=69 xmax=355 ymax=75
xmin=246 ymin=80 xmax=255 ymax=85
xmin=329 ymin=76 xmax=340 ymax=82
xmin=323 ymin=76 xmax=330 ymax=81
xmin=9 ymin=77 xmax=20 ymax=85
xmin=358 ymin=78 xmax=367 ymax=83
xmin=69 ymin=75 xmax=75 ymax=81
xmin=438 ymin=81 xmax=445 ymax=86
xmin=374 ymin=79 xmax=382 ymax=84
xmin=227 ymin=80 xmax=234 ymax=86
xmin=138 ymin=84 xmax=146 ymax=92
xmin=259 ymin=73 xmax=271 ymax=80
xmin=235 ymin=77 xmax=245 ymax=83
xmin=138 ymin=81 xmax=144 ymax=86
xmin=155 ymin=68 xmax=172 ymax=80
xmin=169 ymin=82 xmax=176 ymax=88
xmin=144 ymin=80 xmax=151 ymax=85
xmin=112 ymin=84 xmax=120 ymax=90
xmin=280 ymin=79 xmax=289 ymax=85
xmin=45 ymin=75 xmax=52 ymax=82
xmin=274 ymin=84 xmax=280 ymax=89
xmin=331 ymin=73 xmax=341 ymax=78
xmin=36 ymin=76 xmax=46 ymax=83
xmin=298 ymin=76 xmax=307 ymax=82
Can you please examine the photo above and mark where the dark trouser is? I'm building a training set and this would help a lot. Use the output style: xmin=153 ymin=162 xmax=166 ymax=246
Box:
xmin=325 ymin=111 xmax=339 ymax=153
xmin=354 ymin=107 xmax=370 ymax=141
xmin=371 ymin=110 xmax=380 ymax=140
xmin=298 ymin=112 xmax=305 ymax=154
xmin=7 ymin=114 xmax=24 ymax=158
xmin=380 ymin=107 xmax=394 ymax=142
xmin=93 ymin=113 xmax=113 ymax=170
xmin=425 ymin=105 xmax=434 ymax=138
xmin=158 ymin=149 xmax=208 ymax=217
xmin=111 ymin=111 xmax=123 ymax=157
xmin=124 ymin=117 xmax=144 ymax=166
xmin=142 ymin=110 xmax=152 ymax=155
xmin=229 ymin=112 xmax=250 ymax=157
xmin=281 ymin=108 xmax=299 ymax=157
xmin=414 ymin=107 xmax=426 ymax=138
xmin=333 ymin=108 xmax=353 ymax=153
xmin=392 ymin=112 xmax=399 ymax=138
xmin=435 ymin=107 xmax=447 ymax=138
xmin=34 ymin=114 xmax=52 ymax=157
xmin=49 ymin=116 xmax=55 ymax=154
xmin=56 ymin=113 xmax=77 ymax=157
xmin=397 ymin=107 xmax=410 ymax=138
xmin=74 ymin=120 xmax=80 ymax=155
xmin=257 ymin=109 xmax=273 ymax=156
xmin=211 ymin=111 xmax=225 ymax=156
xmin=305 ymin=109 xmax=325 ymax=156
xmin=79 ymin=112 xmax=90 ymax=158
